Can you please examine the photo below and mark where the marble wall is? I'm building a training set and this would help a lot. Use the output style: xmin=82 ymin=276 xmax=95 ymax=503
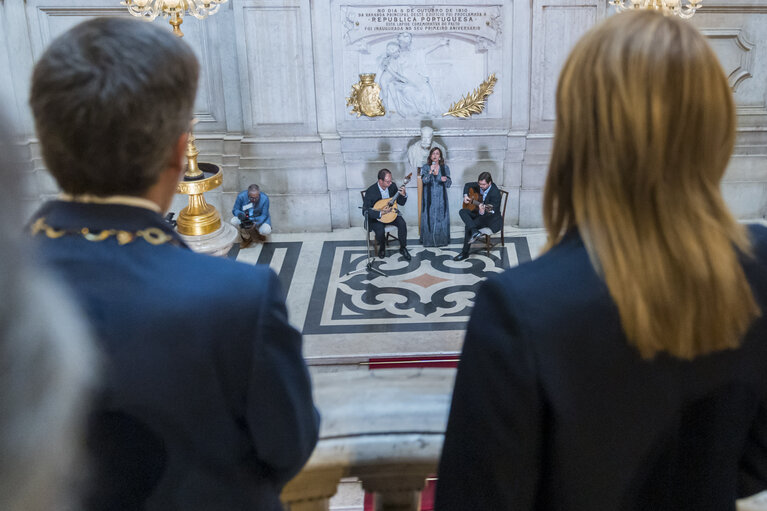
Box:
xmin=1 ymin=0 xmax=766 ymax=231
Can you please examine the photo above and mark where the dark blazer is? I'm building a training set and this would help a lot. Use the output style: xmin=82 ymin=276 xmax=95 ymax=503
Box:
xmin=436 ymin=226 xmax=767 ymax=511
xmin=363 ymin=181 xmax=407 ymax=224
xmin=30 ymin=201 xmax=319 ymax=511
xmin=462 ymin=181 xmax=503 ymax=232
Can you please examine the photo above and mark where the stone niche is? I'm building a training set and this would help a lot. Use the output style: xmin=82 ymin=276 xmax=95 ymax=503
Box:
xmin=2 ymin=0 xmax=767 ymax=231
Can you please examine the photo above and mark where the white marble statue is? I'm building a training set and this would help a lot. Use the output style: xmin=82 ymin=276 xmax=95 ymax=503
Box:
xmin=407 ymin=126 xmax=446 ymax=172
xmin=378 ymin=32 xmax=449 ymax=118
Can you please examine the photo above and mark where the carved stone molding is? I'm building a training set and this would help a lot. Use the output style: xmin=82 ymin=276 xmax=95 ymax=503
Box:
xmin=281 ymin=369 xmax=455 ymax=511
xmin=25 ymin=3 xmax=225 ymax=128
xmin=702 ymin=28 xmax=755 ymax=92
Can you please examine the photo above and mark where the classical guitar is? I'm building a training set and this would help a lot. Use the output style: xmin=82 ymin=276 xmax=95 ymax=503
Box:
xmin=462 ymin=186 xmax=494 ymax=213
xmin=373 ymin=173 xmax=413 ymax=224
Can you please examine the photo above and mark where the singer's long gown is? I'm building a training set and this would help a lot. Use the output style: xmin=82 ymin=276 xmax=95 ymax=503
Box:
xmin=420 ymin=163 xmax=452 ymax=247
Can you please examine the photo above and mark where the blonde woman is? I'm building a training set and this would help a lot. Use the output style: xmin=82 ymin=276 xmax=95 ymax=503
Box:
xmin=436 ymin=11 xmax=767 ymax=510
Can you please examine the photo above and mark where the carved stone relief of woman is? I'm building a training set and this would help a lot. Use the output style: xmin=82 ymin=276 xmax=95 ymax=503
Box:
xmin=377 ymin=32 xmax=448 ymax=118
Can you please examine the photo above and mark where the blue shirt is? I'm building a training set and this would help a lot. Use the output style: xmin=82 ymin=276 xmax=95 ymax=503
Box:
xmin=481 ymin=183 xmax=492 ymax=202
xmin=232 ymin=190 xmax=271 ymax=226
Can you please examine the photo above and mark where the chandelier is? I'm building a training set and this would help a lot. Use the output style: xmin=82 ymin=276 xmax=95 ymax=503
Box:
xmin=122 ymin=0 xmax=227 ymax=35
xmin=609 ymin=0 xmax=702 ymax=19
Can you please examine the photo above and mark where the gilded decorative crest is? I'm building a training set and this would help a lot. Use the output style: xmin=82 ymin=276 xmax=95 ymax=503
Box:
xmin=443 ymin=73 xmax=498 ymax=118
xmin=346 ymin=73 xmax=385 ymax=117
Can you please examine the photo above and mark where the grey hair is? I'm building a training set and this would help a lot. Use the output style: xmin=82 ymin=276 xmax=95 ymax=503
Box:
xmin=247 ymin=184 xmax=260 ymax=193
xmin=0 ymin=113 xmax=97 ymax=510
xmin=29 ymin=17 xmax=199 ymax=196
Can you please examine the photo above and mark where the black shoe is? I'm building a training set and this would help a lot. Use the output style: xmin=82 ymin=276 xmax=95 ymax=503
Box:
xmin=453 ymin=252 xmax=469 ymax=261
xmin=469 ymin=231 xmax=483 ymax=244
xmin=399 ymin=247 xmax=412 ymax=261
xmin=378 ymin=246 xmax=386 ymax=258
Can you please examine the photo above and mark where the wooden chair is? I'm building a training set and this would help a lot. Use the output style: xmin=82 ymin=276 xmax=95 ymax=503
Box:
xmin=478 ymin=188 xmax=509 ymax=254
xmin=360 ymin=190 xmax=398 ymax=257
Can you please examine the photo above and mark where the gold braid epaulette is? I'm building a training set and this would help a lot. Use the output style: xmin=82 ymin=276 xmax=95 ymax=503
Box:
xmin=29 ymin=217 xmax=178 ymax=246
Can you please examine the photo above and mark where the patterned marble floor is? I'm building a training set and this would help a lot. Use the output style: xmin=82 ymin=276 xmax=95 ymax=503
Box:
xmin=232 ymin=226 xmax=548 ymax=365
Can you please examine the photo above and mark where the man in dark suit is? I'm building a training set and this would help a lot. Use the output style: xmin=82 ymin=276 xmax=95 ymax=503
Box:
xmin=28 ymin=18 xmax=319 ymax=511
xmin=363 ymin=168 xmax=411 ymax=260
xmin=454 ymin=171 xmax=503 ymax=261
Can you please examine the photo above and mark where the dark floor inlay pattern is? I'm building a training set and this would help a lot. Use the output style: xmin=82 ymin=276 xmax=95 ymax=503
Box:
xmin=303 ymin=237 xmax=530 ymax=335
xmin=253 ymin=241 xmax=303 ymax=298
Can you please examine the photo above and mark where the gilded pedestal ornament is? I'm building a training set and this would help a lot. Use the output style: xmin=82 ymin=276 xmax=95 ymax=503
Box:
xmin=175 ymin=133 xmax=222 ymax=236
xmin=347 ymin=74 xmax=386 ymax=118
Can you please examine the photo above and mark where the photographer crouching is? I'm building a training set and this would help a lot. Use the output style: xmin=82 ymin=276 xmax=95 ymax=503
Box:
xmin=230 ymin=184 xmax=272 ymax=247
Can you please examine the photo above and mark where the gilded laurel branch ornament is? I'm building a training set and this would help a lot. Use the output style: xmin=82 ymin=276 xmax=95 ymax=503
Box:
xmin=347 ymin=74 xmax=385 ymax=117
xmin=443 ymin=73 xmax=498 ymax=118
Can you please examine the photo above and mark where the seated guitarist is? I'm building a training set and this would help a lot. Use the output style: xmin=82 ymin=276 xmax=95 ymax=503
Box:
xmin=454 ymin=171 xmax=503 ymax=261
xmin=363 ymin=168 xmax=411 ymax=261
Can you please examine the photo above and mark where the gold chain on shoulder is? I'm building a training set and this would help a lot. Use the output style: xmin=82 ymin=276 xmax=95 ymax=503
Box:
xmin=29 ymin=217 xmax=177 ymax=246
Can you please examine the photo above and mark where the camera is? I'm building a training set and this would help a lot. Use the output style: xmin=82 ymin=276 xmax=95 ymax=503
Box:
xmin=164 ymin=212 xmax=177 ymax=228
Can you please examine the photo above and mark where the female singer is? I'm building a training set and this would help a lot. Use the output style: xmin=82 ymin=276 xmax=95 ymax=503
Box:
xmin=420 ymin=147 xmax=451 ymax=247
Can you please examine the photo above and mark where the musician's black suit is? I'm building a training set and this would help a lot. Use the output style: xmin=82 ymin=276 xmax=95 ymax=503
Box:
xmin=363 ymin=181 xmax=408 ymax=255
xmin=458 ymin=181 xmax=503 ymax=255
